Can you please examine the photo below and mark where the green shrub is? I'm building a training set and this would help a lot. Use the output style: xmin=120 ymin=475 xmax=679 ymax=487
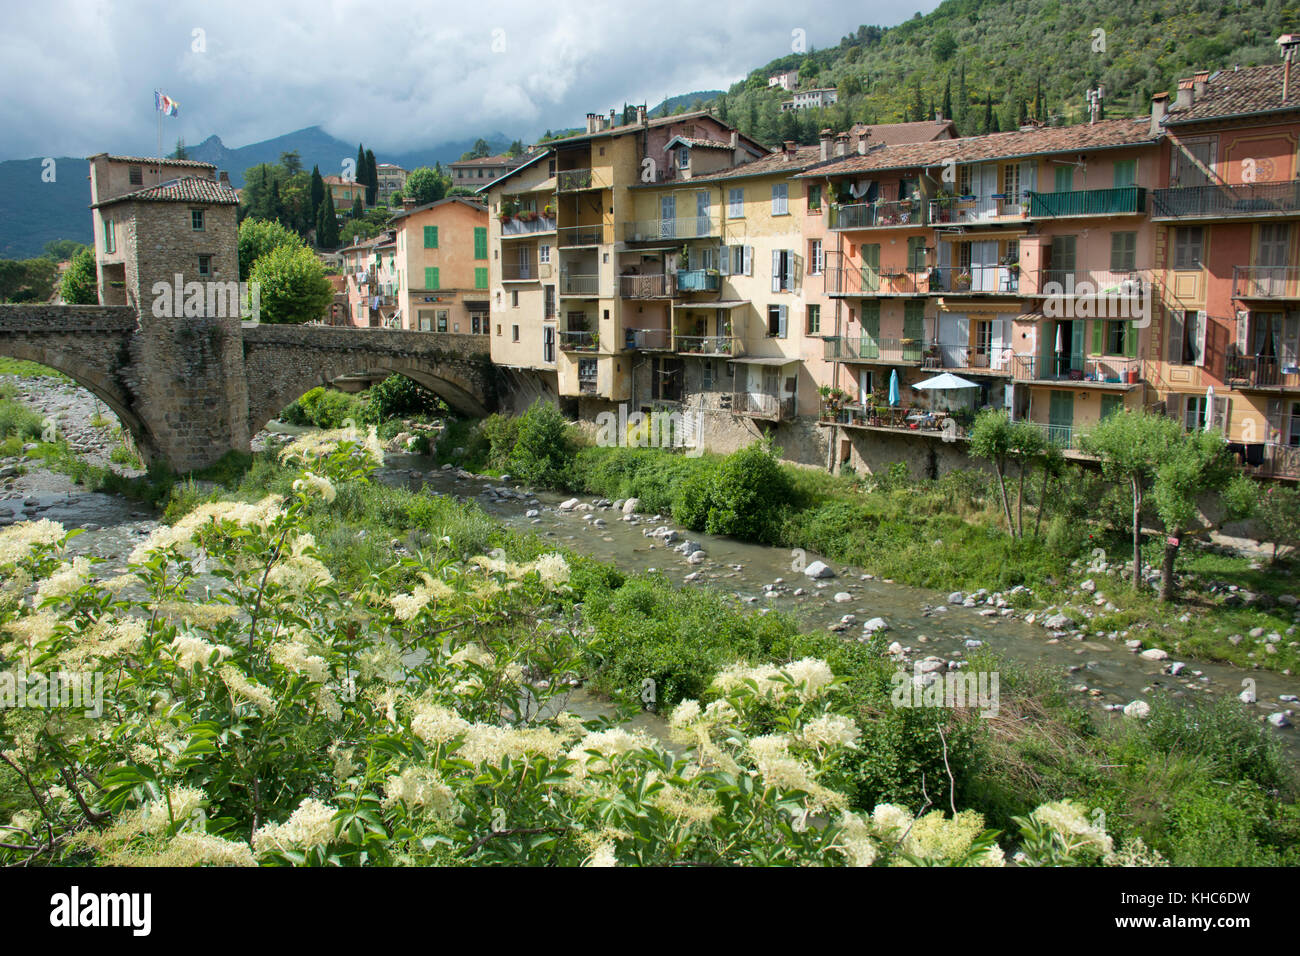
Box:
xmin=506 ymin=400 xmax=573 ymax=487
xmin=282 ymin=387 xmax=366 ymax=430
xmin=705 ymin=442 xmax=791 ymax=543
xmin=480 ymin=414 xmax=520 ymax=471
xmin=364 ymin=374 xmax=445 ymax=422
xmin=0 ymin=399 xmax=45 ymax=442
xmin=670 ymin=460 xmax=717 ymax=530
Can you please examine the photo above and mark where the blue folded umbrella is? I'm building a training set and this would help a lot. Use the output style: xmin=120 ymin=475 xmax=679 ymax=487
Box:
xmin=888 ymin=369 xmax=901 ymax=407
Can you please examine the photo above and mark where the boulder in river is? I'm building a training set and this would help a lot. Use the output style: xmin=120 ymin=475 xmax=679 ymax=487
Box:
xmin=1138 ymin=648 xmax=1169 ymax=662
xmin=1122 ymin=700 xmax=1151 ymax=719
xmin=622 ymin=498 xmax=640 ymax=515
xmin=559 ymin=498 xmax=580 ymax=512
xmin=833 ymin=592 xmax=852 ymax=603
xmin=804 ymin=560 xmax=835 ymax=579
xmin=947 ymin=591 xmax=964 ymax=604
xmin=861 ymin=617 xmax=888 ymax=634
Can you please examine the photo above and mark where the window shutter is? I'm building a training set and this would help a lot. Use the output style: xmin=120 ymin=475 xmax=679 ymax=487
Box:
xmin=778 ymin=305 xmax=788 ymax=338
xmin=1236 ymin=311 xmax=1250 ymax=353
xmin=744 ymin=246 xmax=753 ymax=275
xmin=1194 ymin=310 xmax=1207 ymax=366
xmin=772 ymin=249 xmax=782 ymax=292
xmin=1125 ymin=320 xmax=1139 ymax=359
xmin=1168 ymin=309 xmax=1185 ymax=363
xmin=475 ymin=267 xmax=488 ymax=289
xmin=788 ymin=253 xmax=800 ymax=291
xmin=425 ymin=267 xmax=439 ymax=289
xmin=720 ymin=246 xmax=731 ymax=275
xmin=474 ymin=227 xmax=487 ymax=259
xmin=1212 ymin=396 xmax=1230 ymax=433
xmin=1266 ymin=398 xmax=1283 ymax=441
xmin=424 ymin=225 xmax=438 ymax=248
xmin=1090 ymin=319 xmax=1103 ymax=355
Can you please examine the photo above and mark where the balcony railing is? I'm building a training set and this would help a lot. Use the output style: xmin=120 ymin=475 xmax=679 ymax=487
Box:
xmin=733 ymin=391 xmax=797 ymax=421
xmin=1224 ymin=354 xmax=1300 ymax=390
xmin=1151 ymin=179 xmax=1300 ymax=219
xmin=1026 ymin=187 xmax=1146 ymax=218
xmin=557 ymin=224 xmax=606 ymax=246
xmin=1245 ymin=442 xmax=1300 ymax=479
xmin=1034 ymin=269 xmax=1147 ymax=297
xmin=829 ymin=200 xmax=927 ymax=230
xmin=929 ymin=194 xmax=1028 ymax=224
xmin=625 ymin=327 xmax=672 ymax=350
xmin=676 ymin=335 xmax=743 ymax=356
xmin=676 ymin=269 xmax=721 ymax=292
xmin=501 ymin=261 xmax=538 ymax=281
xmin=501 ymin=215 xmax=556 ymax=236
xmin=922 ymin=343 xmax=1015 ymax=372
xmin=823 ymin=267 xmax=927 ymax=296
xmin=1232 ymin=265 xmax=1300 ymax=299
xmin=624 ymin=218 xmax=717 ymax=241
xmin=556 ymin=168 xmax=595 ymax=192
xmin=929 ymin=265 xmax=1020 ymax=294
xmin=823 ymin=336 xmax=924 ymax=364
xmin=1011 ymin=354 xmax=1142 ymax=384
xmin=619 ymin=274 xmax=672 ymax=298
xmin=1016 ymin=420 xmax=1088 ymax=450
xmin=560 ymin=274 xmax=601 ymax=296
xmin=559 ymin=330 xmax=598 ymax=351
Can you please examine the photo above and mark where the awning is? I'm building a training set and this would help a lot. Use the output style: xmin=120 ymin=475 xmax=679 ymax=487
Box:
xmin=731 ymin=356 xmax=798 ymax=366
xmin=671 ymin=300 xmax=750 ymax=309
xmin=1015 ymin=311 xmax=1046 ymax=322
xmin=938 ymin=299 xmax=1023 ymax=313
xmin=912 ymin=372 xmax=981 ymax=390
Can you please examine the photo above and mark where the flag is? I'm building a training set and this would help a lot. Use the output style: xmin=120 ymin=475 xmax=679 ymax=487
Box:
xmin=154 ymin=90 xmax=179 ymax=116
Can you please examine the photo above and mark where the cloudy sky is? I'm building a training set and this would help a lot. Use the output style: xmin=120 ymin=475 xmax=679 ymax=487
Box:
xmin=2 ymin=0 xmax=938 ymax=160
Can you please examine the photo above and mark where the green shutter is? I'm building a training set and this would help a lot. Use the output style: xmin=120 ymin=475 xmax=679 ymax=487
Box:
xmin=474 ymin=226 xmax=487 ymax=259
xmin=425 ymin=267 xmax=439 ymax=289
xmin=1125 ymin=322 xmax=1139 ymax=359
xmin=475 ymin=267 xmax=488 ymax=289
xmin=424 ymin=225 xmax=438 ymax=248
xmin=1090 ymin=319 xmax=1103 ymax=355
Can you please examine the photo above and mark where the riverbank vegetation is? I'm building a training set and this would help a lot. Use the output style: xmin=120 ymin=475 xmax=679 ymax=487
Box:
xmin=3 ymin=426 xmax=1296 ymax=866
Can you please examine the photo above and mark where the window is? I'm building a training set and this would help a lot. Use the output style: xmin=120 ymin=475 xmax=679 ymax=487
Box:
xmin=543 ymin=326 xmax=555 ymax=362
xmin=511 ymin=290 xmax=519 ymax=308
xmin=806 ymin=304 xmax=821 ymax=335
xmin=958 ymin=166 xmax=973 ymax=195
xmin=771 ymin=183 xmax=789 ymax=216
xmin=475 ymin=267 xmax=488 ymax=289
xmin=808 ymin=239 xmax=823 ymax=275
xmin=1054 ymin=166 xmax=1073 ymax=192
xmin=677 ymin=147 xmax=689 ymax=170
xmin=767 ymin=304 xmax=789 ymax=338
xmin=103 ymin=218 xmax=115 ymax=254
xmin=907 ymin=236 xmax=927 ymax=273
xmin=512 ymin=325 xmax=520 ymax=342
xmin=1110 ymin=232 xmax=1137 ymax=272
xmin=539 ymin=245 xmax=551 ymax=264
xmin=423 ymin=225 xmax=438 ymax=248
xmin=1173 ymin=227 xmax=1204 ymax=270
xmin=1113 ymin=159 xmax=1136 ymax=188
xmin=1183 ymin=394 xmax=1209 ymax=431
xmin=807 ymin=184 xmax=822 ymax=212
xmin=544 ymin=285 xmax=556 ymax=319
xmin=1002 ymin=163 xmax=1021 ymax=202
xmin=771 ymin=249 xmax=797 ymax=291
xmin=424 ymin=267 xmax=439 ymax=289
xmin=437 ymin=311 xmax=449 ymax=332
xmin=474 ymin=226 xmax=487 ymax=259
xmin=1105 ymin=320 xmax=1129 ymax=356
xmin=723 ymin=244 xmax=752 ymax=275
xmin=728 ymin=188 xmax=744 ymax=218
xmin=128 ymin=166 xmax=143 ymax=185
xmin=1101 ymin=394 xmax=1124 ymax=419
xmin=198 ymin=255 xmax=212 ymax=277
xmin=191 ymin=209 xmax=205 ymax=231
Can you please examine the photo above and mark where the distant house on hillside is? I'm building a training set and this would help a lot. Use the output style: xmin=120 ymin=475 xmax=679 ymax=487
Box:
xmin=449 ymin=153 xmax=528 ymax=185
xmin=781 ymin=88 xmax=839 ymax=112
xmin=768 ymin=70 xmax=799 ymax=91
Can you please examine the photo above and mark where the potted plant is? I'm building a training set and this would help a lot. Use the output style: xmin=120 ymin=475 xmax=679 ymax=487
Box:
xmin=955 ymin=270 xmax=972 ymax=290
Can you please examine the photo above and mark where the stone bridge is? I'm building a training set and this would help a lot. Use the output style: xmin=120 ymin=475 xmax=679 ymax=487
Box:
xmin=0 ymin=305 xmax=496 ymax=471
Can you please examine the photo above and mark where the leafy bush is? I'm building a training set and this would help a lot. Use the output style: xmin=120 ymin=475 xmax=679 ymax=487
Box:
xmin=0 ymin=398 xmax=45 ymax=442
xmin=670 ymin=460 xmax=717 ymax=530
xmin=364 ymin=375 xmax=445 ymax=422
xmin=505 ymin=400 xmax=573 ymax=486
xmin=281 ymin=387 xmax=366 ymax=430
xmin=704 ymin=442 xmax=791 ymax=543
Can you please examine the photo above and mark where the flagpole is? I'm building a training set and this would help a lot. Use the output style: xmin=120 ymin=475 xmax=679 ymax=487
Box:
xmin=156 ymin=90 xmax=162 ymax=178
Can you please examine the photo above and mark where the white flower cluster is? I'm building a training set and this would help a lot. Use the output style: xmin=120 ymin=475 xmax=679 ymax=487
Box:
xmin=0 ymin=518 xmax=65 ymax=567
xmin=252 ymin=798 xmax=338 ymax=855
xmin=291 ymin=472 xmax=336 ymax=503
xmin=129 ymin=496 xmax=284 ymax=564
xmin=711 ymin=657 xmax=835 ymax=702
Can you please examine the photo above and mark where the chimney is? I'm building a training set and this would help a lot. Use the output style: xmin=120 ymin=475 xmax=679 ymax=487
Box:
xmin=1193 ymin=70 xmax=1210 ymax=97
xmin=609 ymin=109 xmax=617 ymax=129
xmin=835 ymin=132 xmax=850 ymax=157
xmin=218 ymin=170 xmax=229 ymax=186
xmin=402 ymin=197 xmax=416 ymax=210
xmin=1150 ymin=91 xmax=1169 ymax=135
xmin=586 ymin=112 xmax=598 ymax=134
xmin=1280 ymin=35 xmax=1300 ymax=101
xmin=636 ymin=104 xmax=647 ymax=125
xmin=1175 ymin=77 xmax=1194 ymax=110
xmin=819 ymin=128 xmax=833 ymax=162
xmin=782 ymin=140 xmax=797 ymax=161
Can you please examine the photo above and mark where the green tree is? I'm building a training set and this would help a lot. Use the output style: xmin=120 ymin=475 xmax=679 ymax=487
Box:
xmin=238 ymin=217 xmax=305 ymax=282
xmin=316 ymin=192 xmax=340 ymax=249
xmin=248 ymin=243 xmax=333 ymax=324
xmin=1081 ymin=410 xmax=1183 ymax=590
xmin=1252 ymin=484 xmax=1300 ymax=562
xmin=969 ymin=409 xmax=1017 ymax=535
xmin=506 ymin=400 xmax=573 ymax=486
xmin=364 ymin=149 xmax=378 ymax=206
xmin=405 ymin=167 xmax=447 ymax=206
xmin=60 ymin=247 xmax=98 ymax=304
xmin=933 ymin=30 xmax=957 ymax=63
xmin=309 ymin=166 xmax=325 ymax=220
xmin=506 ymin=140 xmax=525 ymax=157
xmin=1151 ymin=430 xmax=1256 ymax=601
xmin=280 ymin=150 xmax=303 ymax=176
xmin=0 ymin=259 xmax=56 ymax=303
xmin=42 ymin=239 xmax=86 ymax=261
xmin=351 ymin=196 xmax=363 ymax=219
xmin=705 ymin=442 xmax=791 ymax=544
xmin=170 ymin=137 xmax=188 ymax=160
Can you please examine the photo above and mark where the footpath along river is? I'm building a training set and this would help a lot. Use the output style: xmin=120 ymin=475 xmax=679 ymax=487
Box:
xmin=1 ymin=412 xmax=1297 ymax=759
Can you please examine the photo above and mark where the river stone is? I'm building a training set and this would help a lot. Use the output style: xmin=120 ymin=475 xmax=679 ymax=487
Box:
xmin=622 ymin=498 xmax=640 ymax=515
xmin=1042 ymin=612 xmax=1073 ymax=630
xmin=686 ymin=550 xmax=706 ymax=565
xmin=1122 ymin=700 xmax=1151 ymax=719
xmin=833 ymin=592 xmax=852 ymax=603
xmin=862 ymin=617 xmax=888 ymax=634
xmin=525 ymin=509 xmax=539 ymax=518
xmin=1268 ymin=712 xmax=1293 ymax=729
xmin=916 ymin=657 xmax=946 ymax=674
xmin=558 ymin=498 xmax=579 ymax=511
xmin=1079 ymin=579 xmax=1096 ymax=593
xmin=1139 ymin=648 xmax=1169 ymax=661
xmin=1240 ymin=686 xmax=1258 ymax=704
xmin=804 ymin=560 xmax=835 ymax=579
xmin=947 ymin=591 xmax=964 ymax=604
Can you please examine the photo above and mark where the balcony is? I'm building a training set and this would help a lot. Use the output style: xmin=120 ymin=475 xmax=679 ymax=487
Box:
xmin=1034 ymin=269 xmax=1147 ymax=298
xmin=1016 ymin=420 xmax=1089 ymax=451
xmin=625 ymin=327 xmax=673 ymax=350
xmin=501 ymin=260 xmax=538 ymax=282
xmin=500 ymin=215 xmax=556 ymax=237
xmin=1151 ymin=180 xmax=1300 ymax=220
xmin=824 ymin=267 xmax=927 ymax=296
xmin=822 ymin=336 xmax=923 ymax=364
xmin=556 ymin=168 xmax=595 ymax=192
xmin=676 ymin=335 xmax=744 ymax=357
xmin=1026 ymin=187 xmax=1146 ymax=218
xmin=619 ymin=274 xmax=672 ymax=298
xmin=557 ymin=224 xmax=606 ymax=247
xmin=922 ymin=342 xmax=1015 ymax=373
xmin=560 ymin=274 xmax=601 ymax=296
xmin=930 ymin=265 xmax=1020 ymax=294
xmin=1245 ymin=442 xmax=1300 ymax=480
xmin=624 ymin=218 xmax=718 ymax=241
xmin=1232 ymin=265 xmax=1300 ymax=300
xmin=1224 ymin=354 xmax=1300 ymax=390
xmin=559 ymin=330 xmax=599 ymax=352
xmin=829 ymin=200 xmax=927 ymax=230
xmin=1011 ymin=354 xmax=1142 ymax=386
xmin=676 ymin=269 xmax=721 ymax=292
xmin=733 ymin=391 xmax=797 ymax=421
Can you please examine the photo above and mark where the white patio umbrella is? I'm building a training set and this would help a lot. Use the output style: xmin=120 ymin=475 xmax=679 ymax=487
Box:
xmin=913 ymin=372 xmax=980 ymax=413
xmin=1204 ymin=384 xmax=1215 ymax=432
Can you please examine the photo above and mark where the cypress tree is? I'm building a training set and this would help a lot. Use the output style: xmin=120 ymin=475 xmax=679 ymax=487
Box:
xmin=942 ymin=76 xmax=953 ymax=120
xmin=351 ymin=196 xmax=363 ymax=219
xmin=983 ymin=92 xmax=993 ymax=133
xmin=365 ymin=149 xmax=378 ymax=205
xmin=310 ymin=165 xmax=325 ymax=219
xmin=317 ymin=192 xmax=339 ymax=248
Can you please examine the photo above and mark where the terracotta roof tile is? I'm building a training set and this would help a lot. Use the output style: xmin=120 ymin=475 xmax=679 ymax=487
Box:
xmin=91 ymin=153 xmax=216 ymax=169
xmin=1164 ymin=64 xmax=1300 ymax=123
xmin=93 ymin=176 xmax=239 ymax=207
